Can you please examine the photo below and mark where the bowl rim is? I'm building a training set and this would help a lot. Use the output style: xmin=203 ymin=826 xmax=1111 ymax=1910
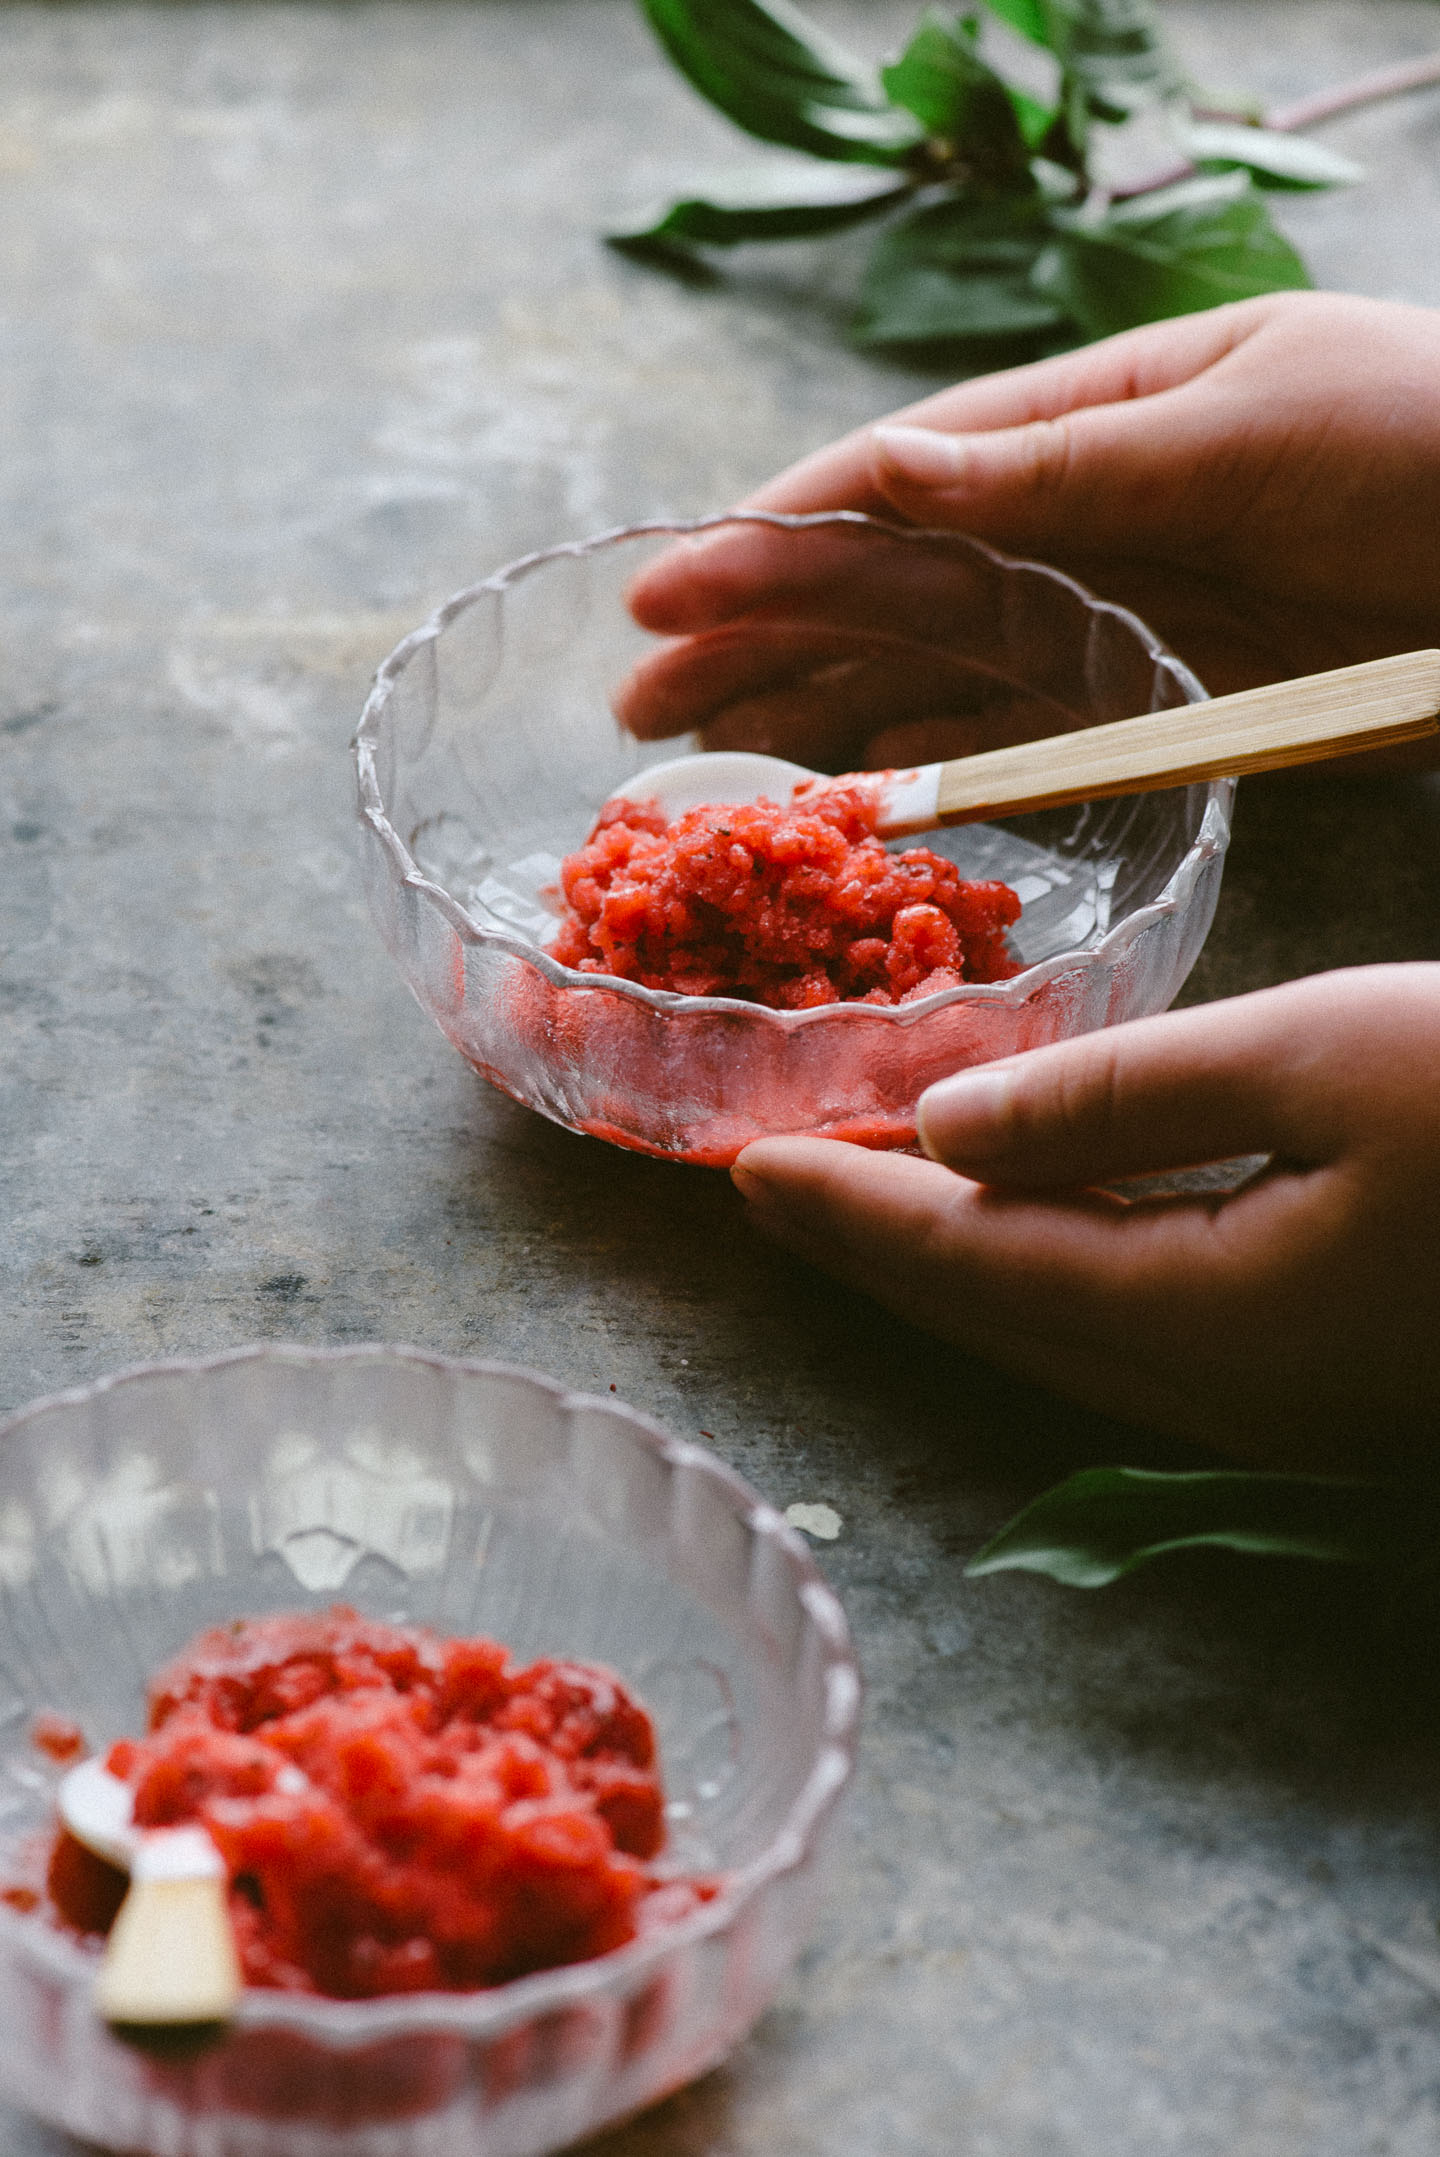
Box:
xmin=352 ymin=510 xmax=1233 ymax=1029
xmin=0 ymin=1341 xmax=861 ymax=2044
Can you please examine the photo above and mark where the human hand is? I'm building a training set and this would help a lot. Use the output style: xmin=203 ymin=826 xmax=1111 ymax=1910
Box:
xmin=731 ymin=964 xmax=1440 ymax=1473
xmin=622 ymin=292 xmax=1440 ymax=768
xmin=615 ymin=514 xmax=1105 ymax=775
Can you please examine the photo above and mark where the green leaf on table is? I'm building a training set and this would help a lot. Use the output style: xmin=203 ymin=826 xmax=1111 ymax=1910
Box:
xmin=620 ymin=0 xmax=1326 ymax=367
xmin=853 ymin=194 xmax=1070 ymax=345
xmin=1010 ymin=86 xmax=1061 ymax=150
xmin=1043 ymin=0 xmax=1179 ymax=111
xmin=881 ymin=14 xmax=1033 ymax=194
xmin=1055 ymin=0 xmax=1172 ymax=77
xmin=979 ymin=2 xmax=1179 ymax=125
xmin=611 ymin=164 xmax=913 ymax=247
xmin=979 ymin=0 xmax=1052 ymax=47
xmin=965 ymin=1467 xmax=1404 ymax=1589
xmin=1180 ymin=120 xmax=1363 ymax=191
xmin=1036 ymin=170 xmax=1311 ymax=339
xmin=606 ymin=232 xmax=722 ymax=283
xmin=638 ymin=0 xmax=924 ymax=164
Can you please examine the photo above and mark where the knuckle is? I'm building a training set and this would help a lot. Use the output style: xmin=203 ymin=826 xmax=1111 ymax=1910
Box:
xmin=1019 ymin=1037 xmax=1124 ymax=1158
xmin=1017 ymin=415 xmax=1077 ymax=501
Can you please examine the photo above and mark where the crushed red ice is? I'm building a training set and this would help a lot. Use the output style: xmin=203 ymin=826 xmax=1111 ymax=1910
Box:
xmin=550 ymin=783 xmax=1020 ymax=1010
xmin=37 ymin=1608 xmax=715 ymax=2000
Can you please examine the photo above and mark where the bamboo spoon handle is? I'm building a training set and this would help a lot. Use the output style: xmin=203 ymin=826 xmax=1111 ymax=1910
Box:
xmin=933 ymin=649 xmax=1440 ymax=827
xmin=94 ymin=1832 xmax=241 ymax=2034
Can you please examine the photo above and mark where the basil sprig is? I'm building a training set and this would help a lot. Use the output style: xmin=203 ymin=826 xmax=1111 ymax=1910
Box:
xmin=613 ymin=0 xmax=1368 ymax=353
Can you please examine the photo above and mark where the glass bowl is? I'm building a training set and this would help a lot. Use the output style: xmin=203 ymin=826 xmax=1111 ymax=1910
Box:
xmin=0 ymin=1344 xmax=859 ymax=2157
xmin=353 ymin=514 xmax=1231 ymax=1165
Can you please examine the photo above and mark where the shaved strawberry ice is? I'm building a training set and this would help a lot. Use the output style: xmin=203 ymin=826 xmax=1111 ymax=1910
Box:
xmin=550 ymin=784 xmax=1021 ymax=1010
xmin=35 ymin=1608 xmax=715 ymax=2000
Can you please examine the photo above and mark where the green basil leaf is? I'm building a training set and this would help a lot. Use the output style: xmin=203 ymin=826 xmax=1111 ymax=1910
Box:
xmin=1010 ymin=86 xmax=1060 ymax=150
xmin=980 ymin=0 xmax=1052 ymax=45
xmin=854 ymin=194 xmax=1070 ymax=345
xmin=965 ymin=1466 xmax=1403 ymax=1588
xmin=979 ymin=2 xmax=1178 ymax=108
xmin=1084 ymin=87 xmax=1137 ymax=123
xmin=1032 ymin=0 xmax=1180 ymax=135
xmin=638 ymin=0 xmax=923 ymax=164
xmin=1037 ymin=171 xmax=1311 ymax=338
xmin=605 ymin=233 xmax=720 ymax=283
xmin=882 ymin=14 xmax=1028 ymax=167
xmin=1050 ymin=0 xmax=1176 ymax=93
xmin=1181 ymin=120 xmax=1363 ymax=191
xmin=611 ymin=167 xmax=913 ymax=246
xmin=881 ymin=15 xmax=1038 ymax=198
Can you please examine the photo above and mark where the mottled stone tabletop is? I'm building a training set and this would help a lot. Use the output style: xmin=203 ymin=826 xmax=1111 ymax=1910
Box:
xmin=5 ymin=3 xmax=1440 ymax=2151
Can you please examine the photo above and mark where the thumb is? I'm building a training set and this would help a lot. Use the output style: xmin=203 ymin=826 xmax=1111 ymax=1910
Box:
xmin=915 ymin=980 xmax=1360 ymax=1190
xmin=870 ymin=394 xmax=1218 ymax=558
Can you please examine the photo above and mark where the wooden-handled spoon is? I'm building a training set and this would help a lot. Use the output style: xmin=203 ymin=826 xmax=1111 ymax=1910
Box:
xmin=617 ymin=649 xmax=1440 ymax=836
xmin=59 ymin=1755 xmax=241 ymax=2036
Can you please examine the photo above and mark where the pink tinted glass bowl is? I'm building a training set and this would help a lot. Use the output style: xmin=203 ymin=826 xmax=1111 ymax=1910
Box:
xmin=0 ymin=1345 xmax=859 ymax=2157
xmin=353 ymin=514 xmax=1231 ymax=1165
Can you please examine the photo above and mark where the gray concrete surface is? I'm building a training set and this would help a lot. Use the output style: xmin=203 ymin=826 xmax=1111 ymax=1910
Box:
xmin=4 ymin=3 xmax=1440 ymax=2151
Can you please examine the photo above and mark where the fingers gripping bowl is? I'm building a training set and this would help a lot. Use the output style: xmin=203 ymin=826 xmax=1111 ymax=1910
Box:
xmin=353 ymin=515 xmax=1232 ymax=1164
xmin=0 ymin=1346 xmax=859 ymax=2157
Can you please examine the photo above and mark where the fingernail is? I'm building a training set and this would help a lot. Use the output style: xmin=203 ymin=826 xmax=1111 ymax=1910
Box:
xmin=873 ymin=424 xmax=970 ymax=487
xmin=731 ymin=1161 xmax=765 ymax=1202
xmin=731 ymin=1147 xmax=790 ymax=1205
xmin=917 ymin=1066 xmax=1015 ymax=1161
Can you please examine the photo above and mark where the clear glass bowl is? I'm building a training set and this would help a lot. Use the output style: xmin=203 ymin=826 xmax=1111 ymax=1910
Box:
xmin=354 ymin=515 xmax=1231 ymax=1165
xmin=0 ymin=1345 xmax=859 ymax=2157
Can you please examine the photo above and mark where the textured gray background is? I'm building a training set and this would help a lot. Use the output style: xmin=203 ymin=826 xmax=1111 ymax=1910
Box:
xmin=4 ymin=3 xmax=1440 ymax=2151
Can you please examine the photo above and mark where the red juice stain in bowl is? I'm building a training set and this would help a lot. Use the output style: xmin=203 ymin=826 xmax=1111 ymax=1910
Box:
xmin=31 ymin=1713 xmax=86 ymax=1765
xmin=550 ymin=785 xmax=1021 ymax=1009
xmin=38 ymin=1607 xmax=715 ymax=2001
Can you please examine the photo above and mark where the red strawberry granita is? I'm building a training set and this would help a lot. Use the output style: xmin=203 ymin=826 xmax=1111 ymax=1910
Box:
xmin=550 ymin=783 xmax=1021 ymax=1009
xmin=30 ymin=1608 xmax=714 ymax=2000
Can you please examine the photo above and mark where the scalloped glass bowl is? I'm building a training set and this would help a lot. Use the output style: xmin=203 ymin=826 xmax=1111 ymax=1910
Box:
xmin=354 ymin=515 xmax=1232 ymax=1165
xmin=0 ymin=1345 xmax=859 ymax=2157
